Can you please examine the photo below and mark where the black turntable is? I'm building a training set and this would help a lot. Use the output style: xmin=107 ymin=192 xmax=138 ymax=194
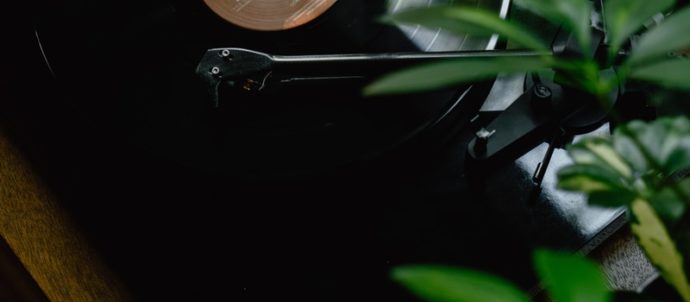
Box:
xmin=3 ymin=0 xmax=626 ymax=301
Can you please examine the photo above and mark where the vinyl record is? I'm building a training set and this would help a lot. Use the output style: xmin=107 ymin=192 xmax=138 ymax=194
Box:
xmin=33 ymin=0 xmax=509 ymax=177
xmin=203 ymin=0 xmax=339 ymax=31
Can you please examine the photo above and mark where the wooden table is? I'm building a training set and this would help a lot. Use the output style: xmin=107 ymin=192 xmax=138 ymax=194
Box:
xmin=0 ymin=130 xmax=131 ymax=302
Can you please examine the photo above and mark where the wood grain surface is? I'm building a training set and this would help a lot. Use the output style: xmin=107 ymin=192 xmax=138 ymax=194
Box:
xmin=0 ymin=129 xmax=131 ymax=302
xmin=0 ymin=234 xmax=49 ymax=302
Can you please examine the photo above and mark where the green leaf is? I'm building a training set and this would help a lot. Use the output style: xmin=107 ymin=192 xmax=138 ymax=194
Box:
xmin=649 ymin=186 xmax=688 ymax=223
xmin=391 ymin=265 xmax=531 ymax=302
xmin=551 ymin=59 xmax=605 ymax=94
xmin=613 ymin=126 xmax=649 ymax=172
xmin=623 ymin=121 xmax=667 ymax=168
xmin=587 ymin=139 xmax=634 ymax=178
xmin=631 ymin=59 xmax=690 ymax=90
xmin=628 ymin=6 xmax=690 ymax=66
xmin=589 ymin=190 xmax=638 ymax=207
xmin=660 ymin=118 xmax=690 ymax=174
xmin=558 ymin=164 xmax=629 ymax=193
xmin=383 ymin=6 xmax=548 ymax=51
xmin=614 ymin=118 xmax=690 ymax=175
xmin=630 ymin=199 xmax=690 ymax=302
xmin=364 ymin=57 xmax=549 ymax=95
xmin=665 ymin=148 xmax=690 ymax=176
xmin=534 ymin=249 xmax=611 ymax=302
xmin=560 ymin=137 xmax=642 ymax=207
xmin=514 ymin=0 xmax=591 ymax=53
xmin=604 ymin=0 xmax=676 ymax=61
xmin=567 ymin=137 xmax=633 ymax=178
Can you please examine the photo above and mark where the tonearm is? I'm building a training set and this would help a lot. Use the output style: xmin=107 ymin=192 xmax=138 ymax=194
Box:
xmin=197 ymin=25 xmax=643 ymax=188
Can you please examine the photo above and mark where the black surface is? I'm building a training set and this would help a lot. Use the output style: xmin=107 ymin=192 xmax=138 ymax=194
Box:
xmin=2 ymin=1 xmax=624 ymax=301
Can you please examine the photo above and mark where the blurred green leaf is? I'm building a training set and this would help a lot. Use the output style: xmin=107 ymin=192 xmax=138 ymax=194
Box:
xmin=589 ymin=190 xmax=638 ymax=207
xmin=604 ymin=0 xmax=676 ymax=61
xmin=514 ymin=0 xmax=591 ymax=52
xmin=623 ymin=121 xmax=666 ymax=167
xmin=561 ymin=118 xmax=690 ymax=203
xmin=628 ymin=6 xmax=690 ymax=66
xmin=615 ymin=118 xmax=690 ymax=175
xmin=650 ymin=185 xmax=688 ymax=222
xmin=630 ymin=199 xmax=690 ymax=302
xmin=672 ymin=218 xmax=690 ymax=286
xmin=552 ymin=59 xmax=604 ymax=94
xmin=391 ymin=265 xmax=530 ymax=302
xmin=534 ymin=249 xmax=611 ymax=302
xmin=659 ymin=118 xmax=690 ymax=174
xmin=630 ymin=59 xmax=690 ymax=90
xmin=364 ymin=57 xmax=549 ymax=95
xmin=613 ymin=126 xmax=649 ymax=172
xmin=383 ymin=6 xmax=548 ymax=51
xmin=665 ymin=148 xmax=690 ymax=176
xmin=558 ymin=162 xmax=636 ymax=207
xmin=567 ymin=137 xmax=633 ymax=178
xmin=558 ymin=164 xmax=630 ymax=193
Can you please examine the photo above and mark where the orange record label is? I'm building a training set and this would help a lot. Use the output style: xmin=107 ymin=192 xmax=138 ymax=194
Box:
xmin=204 ymin=0 xmax=338 ymax=31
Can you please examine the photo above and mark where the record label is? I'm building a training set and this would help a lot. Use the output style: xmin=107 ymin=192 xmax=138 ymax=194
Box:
xmin=204 ymin=0 xmax=338 ymax=31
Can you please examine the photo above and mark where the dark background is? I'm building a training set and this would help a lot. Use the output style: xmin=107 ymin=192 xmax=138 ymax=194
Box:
xmin=1 ymin=2 xmax=625 ymax=301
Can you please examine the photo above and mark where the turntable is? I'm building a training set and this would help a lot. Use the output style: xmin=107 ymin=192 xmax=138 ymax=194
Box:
xmin=2 ymin=0 xmax=629 ymax=301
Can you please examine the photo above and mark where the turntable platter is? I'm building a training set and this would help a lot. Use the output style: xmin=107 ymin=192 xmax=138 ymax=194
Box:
xmin=34 ymin=0 xmax=509 ymax=177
